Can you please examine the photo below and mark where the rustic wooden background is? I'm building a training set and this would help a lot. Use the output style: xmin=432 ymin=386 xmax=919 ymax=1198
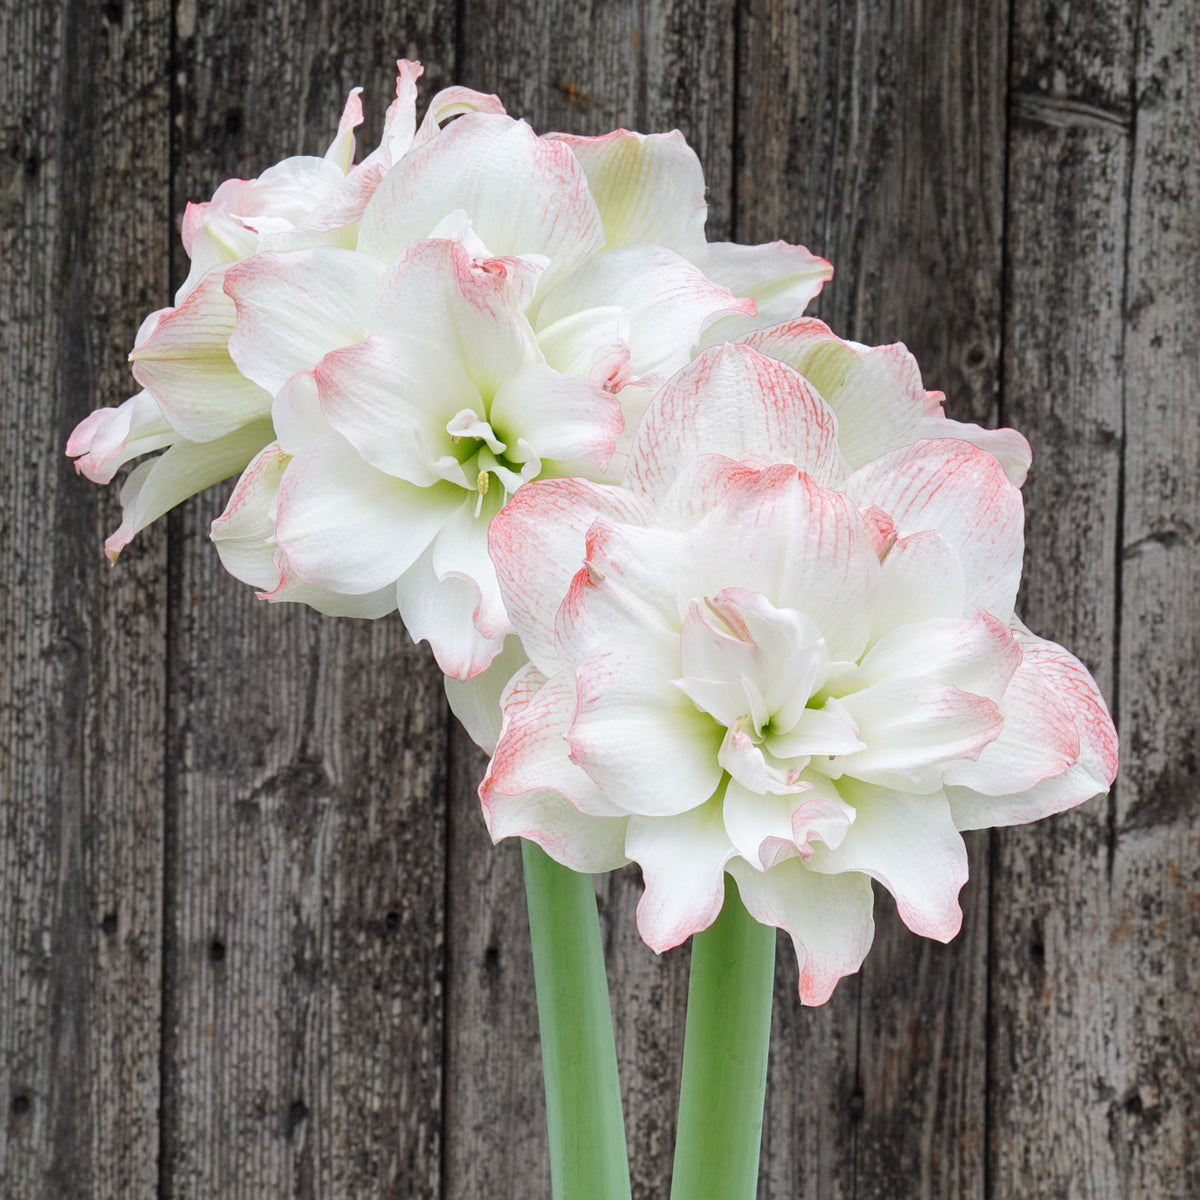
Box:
xmin=2 ymin=0 xmax=1197 ymax=1197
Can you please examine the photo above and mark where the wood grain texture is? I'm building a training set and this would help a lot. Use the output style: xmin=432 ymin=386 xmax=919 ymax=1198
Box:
xmin=161 ymin=10 xmax=455 ymax=1198
xmin=449 ymin=6 xmax=736 ymax=1197
xmin=0 ymin=2 xmax=170 ymax=1197
xmin=737 ymin=4 xmax=1008 ymax=1196
xmin=990 ymin=4 xmax=1132 ymax=1198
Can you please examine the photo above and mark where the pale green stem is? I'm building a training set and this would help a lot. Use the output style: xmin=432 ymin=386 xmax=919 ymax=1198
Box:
xmin=522 ymin=840 xmax=632 ymax=1200
xmin=670 ymin=877 xmax=776 ymax=1200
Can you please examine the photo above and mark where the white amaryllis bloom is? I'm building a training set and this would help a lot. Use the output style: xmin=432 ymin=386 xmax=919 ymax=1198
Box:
xmin=66 ymin=60 xmax=503 ymax=563
xmin=480 ymin=351 xmax=1118 ymax=1004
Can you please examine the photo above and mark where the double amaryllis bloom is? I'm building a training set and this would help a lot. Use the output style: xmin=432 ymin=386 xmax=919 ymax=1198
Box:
xmin=68 ymin=61 xmax=1117 ymax=1006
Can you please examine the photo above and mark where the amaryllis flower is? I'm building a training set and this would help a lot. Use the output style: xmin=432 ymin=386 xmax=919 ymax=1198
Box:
xmin=480 ymin=362 xmax=1118 ymax=1004
xmin=66 ymin=61 xmax=504 ymax=561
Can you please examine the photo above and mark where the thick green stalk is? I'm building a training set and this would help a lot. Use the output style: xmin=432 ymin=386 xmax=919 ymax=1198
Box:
xmin=521 ymin=840 xmax=632 ymax=1200
xmin=670 ymin=878 xmax=776 ymax=1200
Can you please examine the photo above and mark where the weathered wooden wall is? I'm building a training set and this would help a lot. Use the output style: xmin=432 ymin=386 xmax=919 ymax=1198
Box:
xmin=1 ymin=1 xmax=1196 ymax=1197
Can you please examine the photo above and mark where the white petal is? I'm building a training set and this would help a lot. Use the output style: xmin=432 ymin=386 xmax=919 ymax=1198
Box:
xmin=274 ymin=434 xmax=458 ymax=593
xmin=742 ymin=320 xmax=925 ymax=468
xmin=224 ymin=248 xmax=385 ymax=394
xmin=261 ymin=561 xmax=398 ymax=619
xmin=323 ymin=87 xmax=363 ymax=171
xmin=700 ymin=241 xmax=832 ymax=343
xmin=534 ymin=244 xmax=755 ymax=381
xmin=535 ymin=306 xmax=632 ymax=387
xmin=209 ymin=441 xmax=288 ymax=589
xmin=412 ymin=83 xmax=507 ymax=148
xmin=129 ymin=271 xmax=273 ymax=441
xmin=104 ymin=419 xmax=274 ymax=561
xmin=430 ymin=491 xmax=511 ymax=640
xmin=547 ymin=128 xmax=708 ymax=259
xmin=359 ymin=113 xmax=604 ymax=280
xmin=489 ymin=477 xmax=654 ymax=674
xmin=728 ymin=858 xmax=875 ymax=1005
xmin=567 ymin=642 xmax=724 ymax=817
xmin=627 ymin=344 xmax=845 ymax=507
xmin=919 ymin=415 xmax=1032 ymax=488
xmin=444 ymin=636 xmax=530 ymax=754
xmin=626 ymin=794 xmax=736 ymax=952
xmin=808 ymin=783 xmax=967 ymax=942
xmin=67 ymin=391 xmax=175 ymax=484
xmin=845 ymin=439 xmax=1025 ymax=620
xmin=272 ymin=370 xmax=332 ymax=454
xmin=870 ymin=529 xmax=968 ymax=640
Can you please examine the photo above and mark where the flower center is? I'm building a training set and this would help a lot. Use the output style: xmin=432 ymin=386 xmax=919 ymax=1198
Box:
xmin=441 ymin=407 xmax=542 ymax=512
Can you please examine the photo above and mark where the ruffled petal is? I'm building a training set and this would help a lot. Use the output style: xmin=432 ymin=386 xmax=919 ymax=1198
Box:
xmin=209 ymin=440 xmax=289 ymax=589
xmin=67 ymin=390 xmax=176 ymax=484
xmin=444 ymin=636 xmax=530 ymax=754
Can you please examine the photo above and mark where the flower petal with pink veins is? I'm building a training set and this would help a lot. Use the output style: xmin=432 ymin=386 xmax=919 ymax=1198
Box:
xmin=67 ymin=391 xmax=176 ymax=484
xmin=845 ymin=439 xmax=1025 ymax=620
xmin=130 ymin=271 xmax=273 ymax=442
xmin=834 ymin=677 xmax=1004 ymax=792
xmin=947 ymin=626 xmax=1117 ymax=826
xmin=489 ymin=477 xmax=655 ymax=674
xmin=535 ymin=244 xmax=755 ymax=382
xmin=315 ymin=335 xmax=476 ymax=485
xmin=209 ymin=441 xmax=289 ymax=589
xmin=358 ymin=113 xmax=605 ymax=279
xmin=728 ymin=859 xmax=875 ymax=1006
xmin=324 ymin=86 xmax=364 ymax=172
xmin=742 ymin=319 xmax=925 ymax=468
xmin=681 ymin=465 xmax=881 ymax=662
xmin=366 ymin=238 xmax=539 ymax=397
xmin=535 ymin=306 xmax=632 ymax=388
xmin=626 ymin=344 xmax=845 ymax=507
xmin=104 ymin=420 xmax=274 ymax=562
xmin=413 ymin=83 xmax=507 ymax=148
xmin=273 ymin=434 xmax=459 ymax=593
xmin=225 ymin=248 xmax=385 ymax=395
xmin=444 ymin=636 xmax=530 ymax=754
xmin=920 ymin=414 xmax=1032 ymax=488
xmin=699 ymin=241 xmax=832 ymax=343
xmin=547 ymin=128 xmax=708 ymax=259
xmin=490 ymin=363 xmax=623 ymax=473
xmin=808 ymin=783 xmax=968 ymax=942
xmin=627 ymin=794 xmax=736 ymax=952
xmin=869 ymin=529 xmax=967 ymax=641
xmin=568 ymin=642 xmax=724 ymax=817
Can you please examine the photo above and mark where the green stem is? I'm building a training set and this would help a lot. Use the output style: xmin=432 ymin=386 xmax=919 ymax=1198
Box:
xmin=522 ymin=840 xmax=632 ymax=1200
xmin=670 ymin=877 xmax=776 ymax=1200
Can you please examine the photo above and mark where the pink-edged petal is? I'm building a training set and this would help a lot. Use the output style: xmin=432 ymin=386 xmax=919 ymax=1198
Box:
xmin=261 ymin=558 xmax=398 ymax=618
xmin=808 ymin=783 xmax=968 ymax=942
xmin=546 ymin=128 xmax=708 ymax=259
xmin=728 ymin=858 xmax=875 ymax=1006
xmin=870 ymin=529 xmax=968 ymax=640
xmin=700 ymin=241 xmax=833 ymax=343
xmin=553 ymin=520 xmax=688 ymax=664
xmin=129 ymin=271 xmax=273 ymax=441
xmin=209 ymin=441 xmax=289 ymax=589
xmin=366 ymin=238 xmax=539 ymax=396
xmin=742 ymin=319 xmax=925 ymax=468
xmin=484 ymin=665 xmax=621 ymax=818
xmin=567 ymin=641 xmax=724 ymax=817
xmin=315 ymin=334 xmax=476 ymax=484
xmin=627 ymin=344 xmax=845 ymax=506
xmin=485 ymin=780 xmax=630 ymax=871
xmin=394 ymin=534 xmax=511 ymax=681
xmin=535 ymin=244 xmax=755 ymax=381
xmin=856 ymin=612 xmax=1022 ymax=704
xmin=224 ymin=248 xmax=384 ymax=394
xmin=273 ymin=433 xmax=459 ymax=594
xmin=430 ymin=490 xmax=511 ymax=640
xmin=845 ymin=439 xmax=1025 ymax=620
xmin=413 ymin=83 xmax=507 ymax=148
xmin=67 ymin=391 xmax=175 ymax=484
xmin=947 ymin=626 xmax=1118 ymax=826
xmin=104 ymin=419 xmax=274 ymax=562
xmin=627 ymin=795 xmax=735 ymax=952
xmin=489 ymin=477 xmax=655 ymax=674
xmin=324 ymin=86 xmax=364 ymax=171
xmin=535 ymin=305 xmax=632 ymax=389
xmin=359 ymin=113 xmax=604 ymax=279
xmin=490 ymin=364 xmax=623 ymax=474
xmin=919 ymin=413 xmax=1032 ymax=488
xmin=682 ymin=464 xmax=881 ymax=662
xmin=835 ymin=677 xmax=1004 ymax=792
xmin=444 ymin=636 xmax=531 ymax=754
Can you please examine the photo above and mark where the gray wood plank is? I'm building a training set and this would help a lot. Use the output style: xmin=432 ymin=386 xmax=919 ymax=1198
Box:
xmin=162 ymin=15 xmax=455 ymax=1198
xmin=448 ymin=6 xmax=735 ymax=1198
xmin=990 ymin=3 xmax=1131 ymax=1196
xmin=1110 ymin=2 xmax=1200 ymax=1194
xmin=0 ymin=2 xmax=171 ymax=1198
xmin=737 ymin=3 xmax=1008 ymax=1196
